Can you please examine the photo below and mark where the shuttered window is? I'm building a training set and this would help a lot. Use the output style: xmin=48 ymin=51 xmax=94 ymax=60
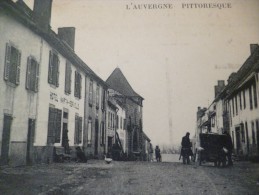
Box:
xmin=65 ymin=61 xmax=72 ymax=94
xmin=48 ymin=50 xmax=60 ymax=87
xmin=87 ymin=119 xmax=92 ymax=145
xmin=4 ymin=43 xmax=21 ymax=85
xmin=74 ymin=115 xmax=82 ymax=144
xmin=101 ymin=89 xmax=106 ymax=111
xmin=249 ymin=86 xmax=253 ymax=110
xmin=26 ymin=57 xmax=39 ymax=92
xmin=89 ymin=80 xmax=93 ymax=106
xmin=96 ymin=85 xmax=100 ymax=109
xmin=253 ymin=84 xmax=258 ymax=108
xmin=47 ymin=107 xmax=62 ymax=144
xmin=74 ymin=71 xmax=82 ymax=99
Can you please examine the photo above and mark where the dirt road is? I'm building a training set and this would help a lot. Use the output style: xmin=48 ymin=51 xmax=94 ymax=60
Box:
xmin=0 ymin=160 xmax=259 ymax=195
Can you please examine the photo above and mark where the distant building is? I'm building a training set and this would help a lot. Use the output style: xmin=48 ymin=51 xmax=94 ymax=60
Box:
xmin=106 ymin=68 xmax=147 ymax=160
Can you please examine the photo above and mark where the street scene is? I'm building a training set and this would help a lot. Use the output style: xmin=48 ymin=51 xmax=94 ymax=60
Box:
xmin=1 ymin=0 xmax=259 ymax=194
xmin=1 ymin=156 xmax=259 ymax=195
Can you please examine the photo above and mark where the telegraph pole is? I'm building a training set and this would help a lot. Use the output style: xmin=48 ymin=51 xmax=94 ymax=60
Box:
xmin=165 ymin=58 xmax=173 ymax=145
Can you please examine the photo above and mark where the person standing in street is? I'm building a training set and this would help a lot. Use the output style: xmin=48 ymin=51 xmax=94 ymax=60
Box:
xmin=223 ymin=131 xmax=233 ymax=166
xmin=155 ymin=145 xmax=161 ymax=162
xmin=181 ymin=132 xmax=192 ymax=164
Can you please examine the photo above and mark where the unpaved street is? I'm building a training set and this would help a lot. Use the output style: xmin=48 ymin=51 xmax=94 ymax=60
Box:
xmin=0 ymin=160 xmax=259 ymax=195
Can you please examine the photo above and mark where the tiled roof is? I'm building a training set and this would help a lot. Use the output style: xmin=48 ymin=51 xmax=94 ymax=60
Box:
xmin=215 ymin=45 xmax=259 ymax=101
xmin=106 ymin=68 xmax=144 ymax=99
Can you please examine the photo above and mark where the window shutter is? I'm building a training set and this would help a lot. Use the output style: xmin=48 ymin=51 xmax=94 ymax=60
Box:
xmin=69 ymin=64 xmax=72 ymax=93
xmin=47 ymin=107 xmax=55 ymax=144
xmin=56 ymin=57 xmax=60 ymax=87
xmin=55 ymin=109 xmax=62 ymax=143
xmin=75 ymin=115 xmax=79 ymax=144
xmin=74 ymin=72 xmax=78 ymax=98
xmin=65 ymin=62 xmax=71 ymax=94
xmin=48 ymin=51 xmax=53 ymax=84
xmin=35 ymin=62 xmax=39 ymax=92
xmin=79 ymin=117 xmax=83 ymax=144
xmin=79 ymin=74 xmax=82 ymax=99
xmin=26 ymin=57 xmax=31 ymax=89
xmin=15 ymin=51 xmax=21 ymax=85
xmin=4 ymin=43 xmax=11 ymax=81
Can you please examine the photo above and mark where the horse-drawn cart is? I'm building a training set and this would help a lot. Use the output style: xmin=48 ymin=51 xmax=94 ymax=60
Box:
xmin=196 ymin=133 xmax=228 ymax=167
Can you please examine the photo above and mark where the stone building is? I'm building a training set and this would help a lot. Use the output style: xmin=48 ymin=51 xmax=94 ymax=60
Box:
xmin=0 ymin=0 xmax=107 ymax=165
xmin=106 ymin=68 xmax=146 ymax=160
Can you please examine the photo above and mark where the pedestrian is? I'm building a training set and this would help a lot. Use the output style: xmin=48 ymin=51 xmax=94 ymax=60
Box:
xmin=62 ymin=127 xmax=70 ymax=154
xmin=181 ymin=132 xmax=192 ymax=164
xmin=223 ymin=131 xmax=233 ymax=166
xmin=76 ymin=147 xmax=87 ymax=163
xmin=149 ymin=144 xmax=154 ymax=162
xmin=155 ymin=145 xmax=161 ymax=162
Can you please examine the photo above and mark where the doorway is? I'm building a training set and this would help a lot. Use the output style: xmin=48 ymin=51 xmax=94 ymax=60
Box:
xmin=1 ymin=115 xmax=13 ymax=165
xmin=235 ymin=127 xmax=241 ymax=155
xmin=26 ymin=119 xmax=35 ymax=165
xmin=94 ymin=119 xmax=99 ymax=155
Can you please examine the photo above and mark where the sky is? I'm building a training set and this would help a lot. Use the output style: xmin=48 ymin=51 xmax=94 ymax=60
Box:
xmin=24 ymin=0 xmax=259 ymax=146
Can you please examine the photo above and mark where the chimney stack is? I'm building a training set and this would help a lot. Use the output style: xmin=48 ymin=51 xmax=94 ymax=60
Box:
xmin=58 ymin=27 xmax=76 ymax=50
xmin=214 ymin=80 xmax=225 ymax=98
xmin=250 ymin=44 xmax=258 ymax=54
xmin=33 ymin=0 xmax=52 ymax=31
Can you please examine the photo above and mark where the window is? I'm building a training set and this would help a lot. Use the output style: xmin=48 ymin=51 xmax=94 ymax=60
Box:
xmin=120 ymin=117 xmax=122 ymax=129
xmin=235 ymin=95 xmax=238 ymax=115
xmin=241 ymin=123 xmax=245 ymax=142
xmin=74 ymin=114 xmax=82 ymax=144
xmin=124 ymin=119 xmax=126 ymax=130
xmin=96 ymin=85 xmax=100 ymax=109
xmin=101 ymin=89 xmax=106 ymax=111
xmin=26 ymin=57 xmax=39 ymax=92
xmin=239 ymin=92 xmax=242 ymax=110
xmin=116 ymin=115 xmax=119 ymax=129
xmin=253 ymin=84 xmax=258 ymax=108
xmin=87 ymin=119 xmax=92 ymax=145
xmin=249 ymin=86 xmax=253 ymax=110
xmin=211 ymin=116 xmax=215 ymax=127
xmin=47 ymin=107 xmax=62 ymax=144
xmin=48 ymin=50 xmax=59 ymax=87
xmin=64 ymin=61 xmax=72 ymax=94
xmin=74 ymin=71 xmax=82 ymax=99
xmin=4 ymin=43 xmax=21 ymax=85
xmin=100 ymin=122 xmax=105 ymax=145
xmin=89 ymin=80 xmax=93 ymax=106
xmin=232 ymin=98 xmax=235 ymax=117
xmin=108 ymin=112 xmax=110 ymax=129
xmin=243 ymin=90 xmax=246 ymax=109
xmin=252 ymin=121 xmax=255 ymax=145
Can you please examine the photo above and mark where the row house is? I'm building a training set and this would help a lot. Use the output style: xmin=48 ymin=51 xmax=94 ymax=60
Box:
xmin=106 ymin=68 xmax=148 ymax=160
xmin=196 ymin=44 xmax=259 ymax=159
xmin=0 ymin=0 xmax=107 ymax=166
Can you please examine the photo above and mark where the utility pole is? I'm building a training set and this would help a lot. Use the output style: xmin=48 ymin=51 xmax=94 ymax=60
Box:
xmin=165 ymin=58 xmax=173 ymax=145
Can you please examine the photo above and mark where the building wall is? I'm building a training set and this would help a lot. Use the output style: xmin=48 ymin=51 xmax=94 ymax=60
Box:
xmin=116 ymin=104 xmax=126 ymax=153
xmin=228 ymin=75 xmax=259 ymax=157
xmin=0 ymin=13 xmax=41 ymax=166
xmin=83 ymin=77 xmax=106 ymax=158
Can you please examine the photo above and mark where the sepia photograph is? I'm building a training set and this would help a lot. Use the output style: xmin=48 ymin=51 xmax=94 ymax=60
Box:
xmin=0 ymin=0 xmax=259 ymax=194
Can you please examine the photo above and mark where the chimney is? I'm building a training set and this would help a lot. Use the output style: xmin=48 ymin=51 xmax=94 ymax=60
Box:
xmin=250 ymin=44 xmax=258 ymax=54
xmin=58 ymin=27 xmax=76 ymax=50
xmin=214 ymin=80 xmax=225 ymax=98
xmin=33 ymin=0 xmax=52 ymax=31
xmin=227 ymin=72 xmax=237 ymax=84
